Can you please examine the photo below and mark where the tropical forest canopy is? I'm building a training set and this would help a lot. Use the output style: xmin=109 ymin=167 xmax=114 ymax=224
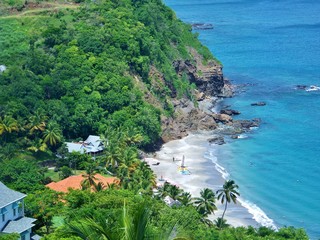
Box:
xmin=0 ymin=0 xmax=309 ymax=239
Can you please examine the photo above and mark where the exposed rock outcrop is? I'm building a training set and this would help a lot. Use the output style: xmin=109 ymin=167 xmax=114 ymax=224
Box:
xmin=229 ymin=119 xmax=261 ymax=130
xmin=251 ymin=102 xmax=266 ymax=106
xmin=191 ymin=23 xmax=214 ymax=30
xmin=220 ymin=109 xmax=241 ymax=116
xmin=173 ymin=48 xmax=224 ymax=98
xmin=160 ymin=48 xmax=226 ymax=142
xmin=208 ymin=135 xmax=225 ymax=145
xmin=161 ymin=99 xmax=218 ymax=142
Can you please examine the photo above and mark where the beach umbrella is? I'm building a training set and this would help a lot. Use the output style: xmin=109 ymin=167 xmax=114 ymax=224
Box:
xmin=181 ymin=155 xmax=185 ymax=167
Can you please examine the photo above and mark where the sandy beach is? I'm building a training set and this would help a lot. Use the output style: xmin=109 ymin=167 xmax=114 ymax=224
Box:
xmin=148 ymin=132 xmax=260 ymax=227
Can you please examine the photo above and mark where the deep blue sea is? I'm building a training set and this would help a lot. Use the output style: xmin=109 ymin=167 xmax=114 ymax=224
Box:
xmin=164 ymin=0 xmax=320 ymax=239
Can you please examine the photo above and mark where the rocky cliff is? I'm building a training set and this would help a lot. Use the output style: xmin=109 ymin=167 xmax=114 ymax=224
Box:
xmin=173 ymin=48 xmax=225 ymax=98
xmin=160 ymin=48 xmax=234 ymax=142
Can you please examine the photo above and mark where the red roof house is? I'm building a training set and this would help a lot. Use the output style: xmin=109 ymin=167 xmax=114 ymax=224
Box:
xmin=46 ymin=174 xmax=119 ymax=193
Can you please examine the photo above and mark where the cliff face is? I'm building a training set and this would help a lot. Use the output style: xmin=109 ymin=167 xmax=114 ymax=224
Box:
xmin=173 ymin=48 xmax=224 ymax=98
xmin=160 ymin=48 xmax=228 ymax=143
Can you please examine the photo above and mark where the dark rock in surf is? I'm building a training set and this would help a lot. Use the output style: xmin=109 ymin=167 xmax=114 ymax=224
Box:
xmin=220 ymin=109 xmax=241 ymax=116
xmin=191 ymin=23 xmax=214 ymax=30
xmin=231 ymin=119 xmax=261 ymax=129
xmin=208 ymin=135 xmax=225 ymax=145
xmin=251 ymin=102 xmax=266 ymax=106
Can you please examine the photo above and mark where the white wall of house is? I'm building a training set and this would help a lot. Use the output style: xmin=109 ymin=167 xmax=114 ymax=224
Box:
xmin=0 ymin=200 xmax=24 ymax=230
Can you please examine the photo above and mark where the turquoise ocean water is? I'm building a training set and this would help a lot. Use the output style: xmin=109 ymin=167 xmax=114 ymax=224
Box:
xmin=164 ymin=0 xmax=320 ymax=238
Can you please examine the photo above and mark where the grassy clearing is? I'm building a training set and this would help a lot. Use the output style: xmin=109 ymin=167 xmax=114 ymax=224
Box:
xmin=45 ymin=169 xmax=86 ymax=182
xmin=0 ymin=5 xmax=74 ymax=64
xmin=0 ymin=4 xmax=79 ymax=19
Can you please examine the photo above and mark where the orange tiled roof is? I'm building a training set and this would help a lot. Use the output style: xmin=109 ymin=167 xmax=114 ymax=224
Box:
xmin=46 ymin=174 xmax=119 ymax=193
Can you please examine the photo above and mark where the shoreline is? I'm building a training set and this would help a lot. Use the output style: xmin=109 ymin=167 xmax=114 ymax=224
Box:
xmin=148 ymin=132 xmax=262 ymax=228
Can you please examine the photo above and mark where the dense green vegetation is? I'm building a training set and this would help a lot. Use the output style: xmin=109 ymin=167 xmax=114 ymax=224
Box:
xmin=0 ymin=0 xmax=309 ymax=239
xmin=0 ymin=0 xmax=214 ymax=155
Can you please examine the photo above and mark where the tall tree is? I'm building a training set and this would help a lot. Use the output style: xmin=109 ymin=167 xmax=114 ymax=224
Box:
xmin=43 ymin=121 xmax=62 ymax=146
xmin=216 ymin=180 xmax=240 ymax=226
xmin=27 ymin=109 xmax=47 ymax=136
xmin=193 ymin=188 xmax=217 ymax=217
xmin=0 ymin=115 xmax=19 ymax=142
xmin=81 ymin=164 xmax=98 ymax=191
xmin=25 ymin=189 xmax=63 ymax=234
xmin=178 ymin=192 xmax=192 ymax=207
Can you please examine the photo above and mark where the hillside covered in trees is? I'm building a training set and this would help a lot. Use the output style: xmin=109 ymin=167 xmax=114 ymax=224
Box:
xmin=0 ymin=0 xmax=309 ymax=239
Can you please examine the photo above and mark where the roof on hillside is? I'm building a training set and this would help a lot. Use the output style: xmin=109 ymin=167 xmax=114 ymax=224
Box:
xmin=2 ymin=217 xmax=36 ymax=234
xmin=0 ymin=182 xmax=26 ymax=208
xmin=65 ymin=135 xmax=103 ymax=153
xmin=65 ymin=142 xmax=86 ymax=154
xmin=85 ymin=135 xmax=103 ymax=152
xmin=0 ymin=65 xmax=6 ymax=72
xmin=46 ymin=174 xmax=119 ymax=193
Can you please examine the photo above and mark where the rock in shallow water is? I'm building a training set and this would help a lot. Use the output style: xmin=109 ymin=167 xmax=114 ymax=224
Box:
xmin=251 ymin=102 xmax=266 ymax=106
xmin=208 ymin=135 xmax=225 ymax=145
xmin=220 ymin=109 xmax=241 ymax=116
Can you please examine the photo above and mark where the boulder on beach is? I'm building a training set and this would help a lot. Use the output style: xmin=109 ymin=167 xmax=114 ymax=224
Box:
xmin=251 ymin=102 xmax=266 ymax=106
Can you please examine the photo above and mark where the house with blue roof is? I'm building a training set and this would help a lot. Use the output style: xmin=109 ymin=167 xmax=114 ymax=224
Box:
xmin=0 ymin=182 xmax=40 ymax=240
xmin=65 ymin=135 xmax=104 ymax=155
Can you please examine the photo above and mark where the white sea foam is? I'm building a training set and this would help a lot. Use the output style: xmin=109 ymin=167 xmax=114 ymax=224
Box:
xmin=207 ymin=149 xmax=278 ymax=230
xmin=214 ymin=161 xmax=230 ymax=179
xmin=238 ymin=198 xmax=278 ymax=230
xmin=238 ymin=134 xmax=248 ymax=139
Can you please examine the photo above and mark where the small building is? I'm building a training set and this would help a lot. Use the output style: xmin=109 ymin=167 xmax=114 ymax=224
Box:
xmin=0 ymin=65 xmax=6 ymax=73
xmin=0 ymin=182 xmax=39 ymax=240
xmin=46 ymin=174 xmax=119 ymax=193
xmin=163 ymin=196 xmax=181 ymax=207
xmin=65 ymin=135 xmax=104 ymax=155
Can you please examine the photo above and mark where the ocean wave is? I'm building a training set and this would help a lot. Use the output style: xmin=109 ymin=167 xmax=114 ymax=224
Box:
xmin=238 ymin=134 xmax=248 ymax=139
xmin=214 ymin=162 xmax=230 ymax=179
xmin=238 ymin=198 xmax=278 ymax=230
xmin=206 ymin=149 xmax=277 ymax=230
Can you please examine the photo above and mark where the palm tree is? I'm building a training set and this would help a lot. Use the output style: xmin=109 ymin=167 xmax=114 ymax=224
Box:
xmin=0 ymin=115 xmax=19 ymax=142
xmin=62 ymin=202 xmax=188 ymax=240
xmin=121 ymin=147 xmax=139 ymax=166
xmin=27 ymin=109 xmax=47 ymax=135
xmin=93 ymin=182 xmax=105 ymax=192
xmin=105 ymin=144 xmax=122 ymax=169
xmin=178 ymin=192 xmax=192 ymax=207
xmin=43 ymin=121 xmax=62 ymax=146
xmin=193 ymin=188 xmax=217 ymax=217
xmin=27 ymin=138 xmax=48 ymax=152
xmin=123 ymin=126 xmax=144 ymax=146
xmin=216 ymin=180 xmax=240 ymax=225
xmin=214 ymin=217 xmax=229 ymax=229
xmin=123 ymin=202 xmax=150 ymax=240
xmin=81 ymin=164 xmax=98 ymax=191
xmin=168 ymin=185 xmax=182 ymax=201
xmin=157 ymin=182 xmax=173 ymax=199
xmin=63 ymin=215 xmax=117 ymax=240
